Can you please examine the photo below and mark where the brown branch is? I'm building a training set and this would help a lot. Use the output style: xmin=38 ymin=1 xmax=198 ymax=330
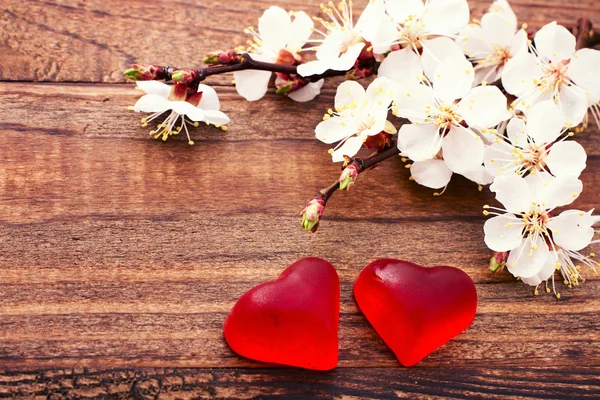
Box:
xmin=317 ymin=144 xmax=401 ymax=205
xmin=128 ymin=54 xmax=379 ymax=86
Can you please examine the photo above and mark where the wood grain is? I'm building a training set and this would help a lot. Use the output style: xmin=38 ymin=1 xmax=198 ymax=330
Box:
xmin=1 ymin=0 xmax=600 ymax=83
xmin=1 ymin=0 xmax=600 ymax=398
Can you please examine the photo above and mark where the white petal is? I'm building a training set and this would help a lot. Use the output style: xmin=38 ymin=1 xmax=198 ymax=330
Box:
xmin=258 ymin=6 xmax=292 ymax=52
xmin=197 ymin=84 xmax=221 ymax=111
xmin=521 ymin=252 xmax=556 ymax=286
xmin=333 ymin=42 xmax=365 ymax=71
xmin=568 ymin=48 xmax=600 ymax=102
xmin=203 ymin=110 xmax=230 ymax=126
xmin=432 ymin=55 xmax=474 ymax=104
xmin=484 ymin=141 xmax=518 ymax=177
xmin=372 ymin=17 xmax=399 ymax=54
xmin=354 ymin=0 xmax=386 ymax=41
xmin=397 ymin=123 xmax=441 ymax=161
xmin=332 ymin=136 xmax=364 ymax=162
xmin=410 ymin=159 xmax=453 ymax=189
xmin=315 ymin=118 xmax=354 ymax=144
xmin=421 ymin=37 xmax=465 ymax=81
xmin=171 ymin=101 xmax=205 ymax=122
xmin=287 ymin=11 xmax=314 ymax=51
xmin=366 ymin=77 xmax=397 ymax=107
xmin=501 ymin=52 xmax=543 ymax=97
xmin=422 ymin=0 xmax=470 ymax=35
xmin=508 ymin=29 xmax=529 ymax=57
xmin=233 ymin=69 xmax=272 ymax=102
xmin=461 ymin=164 xmax=495 ymax=185
xmin=523 ymin=100 xmax=564 ymax=144
xmin=133 ymin=94 xmax=171 ymax=113
xmin=441 ymin=126 xmax=484 ymax=174
xmin=136 ymin=81 xmax=171 ymax=98
xmin=558 ymin=85 xmax=589 ymax=128
xmin=489 ymin=0 xmax=517 ymax=30
xmin=473 ymin=65 xmax=502 ymax=86
xmin=385 ymin=0 xmax=424 ymax=22
xmin=506 ymin=238 xmax=549 ymax=279
xmin=378 ymin=47 xmax=423 ymax=85
xmin=457 ymin=24 xmax=490 ymax=59
xmin=490 ymin=174 xmax=533 ymax=214
xmin=288 ymin=80 xmax=324 ymax=102
xmin=548 ymin=210 xmax=596 ymax=251
xmin=535 ymin=176 xmax=583 ymax=209
xmin=335 ymin=80 xmax=367 ymax=111
xmin=481 ymin=11 xmax=517 ymax=48
xmin=457 ymin=86 xmax=508 ymax=129
xmin=545 ymin=141 xmax=587 ymax=178
xmin=297 ymin=60 xmax=330 ymax=77
xmin=484 ymin=214 xmax=525 ymax=252
xmin=534 ymin=22 xmax=576 ymax=63
xmin=392 ymin=83 xmax=436 ymax=122
xmin=506 ymin=117 xmax=527 ymax=146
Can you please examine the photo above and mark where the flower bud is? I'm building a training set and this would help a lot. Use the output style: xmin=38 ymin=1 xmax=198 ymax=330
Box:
xmin=203 ymin=50 xmax=239 ymax=65
xmin=339 ymin=164 xmax=359 ymax=191
xmin=301 ymin=197 xmax=326 ymax=233
xmin=276 ymin=49 xmax=302 ymax=66
xmin=364 ymin=132 xmax=393 ymax=151
xmin=124 ymin=64 xmax=163 ymax=81
xmin=171 ymin=69 xmax=199 ymax=85
xmin=489 ymin=251 xmax=508 ymax=273
xmin=275 ymin=73 xmax=309 ymax=96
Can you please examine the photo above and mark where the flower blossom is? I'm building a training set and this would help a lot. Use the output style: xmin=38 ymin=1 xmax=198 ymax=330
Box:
xmin=315 ymin=77 xmax=396 ymax=162
xmin=297 ymin=0 xmax=386 ymax=77
xmin=484 ymin=173 xmax=599 ymax=295
xmin=234 ymin=6 xmax=324 ymax=102
xmin=457 ymin=0 xmax=528 ymax=85
xmin=373 ymin=0 xmax=470 ymax=58
xmin=131 ymin=81 xmax=229 ymax=144
xmin=502 ymin=21 xmax=600 ymax=128
xmin=380 ymin=54 xmax=509 ymax=189
xmin=484 ymin=100 xmax=587 ymax=179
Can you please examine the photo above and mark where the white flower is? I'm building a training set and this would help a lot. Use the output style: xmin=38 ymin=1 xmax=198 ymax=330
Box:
xmin=315 ymin=77 xmax=395 ymax=162
xmin=234 ymin=6 xmax=323 ymax=102
xmin=502 ymin=22 xmax=600 ymax=128
xmin=131 ymin=81 xmax=229 ymax=144
xmin=484 ymin=173 xmax=599 ymax=294
xmin=484 ymin=101 xmax=587 ymax=179
xmin=457 ymin=1 xmax=528 ymax=85
xmin=297 ymin=0 xmax=386 ymax=77
xmin=381 ymin=54 xmax=509 ymax=189
xmin=373 ymin=0 xmax=469 ymax=64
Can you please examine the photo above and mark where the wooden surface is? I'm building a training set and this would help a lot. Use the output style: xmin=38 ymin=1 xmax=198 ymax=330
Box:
xmin=1 ymin=0 xmax=599 ymax=398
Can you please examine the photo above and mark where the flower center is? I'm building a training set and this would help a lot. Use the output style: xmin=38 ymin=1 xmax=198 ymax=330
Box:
xmin=516 ymin=143 xmax=548 ymax=173
xmin=428 ymin=104 xmax=463 ymax=130
xmin=399 ymin=16 xmax=427 ymax=48
xmin=536 ymin=60 xmax=570 ymax=97
xmin=522 ymin=207 xmax=551 ymax=238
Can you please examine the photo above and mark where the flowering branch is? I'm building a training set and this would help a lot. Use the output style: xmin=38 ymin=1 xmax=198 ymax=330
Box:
xmin=301 ymin=144 xmax=401 ymax=232
xmin=125 ymin=53 xmax=379 ymax=86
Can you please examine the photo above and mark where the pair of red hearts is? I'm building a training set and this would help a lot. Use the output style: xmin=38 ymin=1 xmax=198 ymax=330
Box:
xmin=224 ymin=258 xmax=477 ymax=370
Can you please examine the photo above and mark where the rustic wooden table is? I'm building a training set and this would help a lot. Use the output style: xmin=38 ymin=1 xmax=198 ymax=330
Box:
xmin=1 ymin=0 xmax=599 ymax=398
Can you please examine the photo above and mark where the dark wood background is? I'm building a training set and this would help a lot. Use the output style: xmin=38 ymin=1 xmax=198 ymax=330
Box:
xmin=1 ymin=0 xmax=599 ymax=398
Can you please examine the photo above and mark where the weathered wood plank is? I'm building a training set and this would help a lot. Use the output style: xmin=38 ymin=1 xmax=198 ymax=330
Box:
xmin=1 ymin=0 xmax=599 ymax=83
xmin=1 ymin=367 xmax=599 ymax=398
xmin=0 ymin=80 xmax=598 ymax=371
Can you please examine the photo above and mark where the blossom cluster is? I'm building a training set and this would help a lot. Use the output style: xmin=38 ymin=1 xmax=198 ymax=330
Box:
xmin=307 ymin=0 xmax=600 ymax=297
xmin=126 ymin=0 xmax=600 ymax=297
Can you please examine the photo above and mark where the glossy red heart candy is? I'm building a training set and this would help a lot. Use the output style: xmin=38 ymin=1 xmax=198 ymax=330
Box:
xmin=354 ymin=259 xmax=477 ymax=367
xmin=224 ymin=257 xmax=339 ymax=370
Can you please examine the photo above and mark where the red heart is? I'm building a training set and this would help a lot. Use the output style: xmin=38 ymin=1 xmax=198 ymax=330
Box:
xmin=354 ymin=259 xmax=477 ymax=367
xmin=224 ymin=257 xmax=339 ymax=370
